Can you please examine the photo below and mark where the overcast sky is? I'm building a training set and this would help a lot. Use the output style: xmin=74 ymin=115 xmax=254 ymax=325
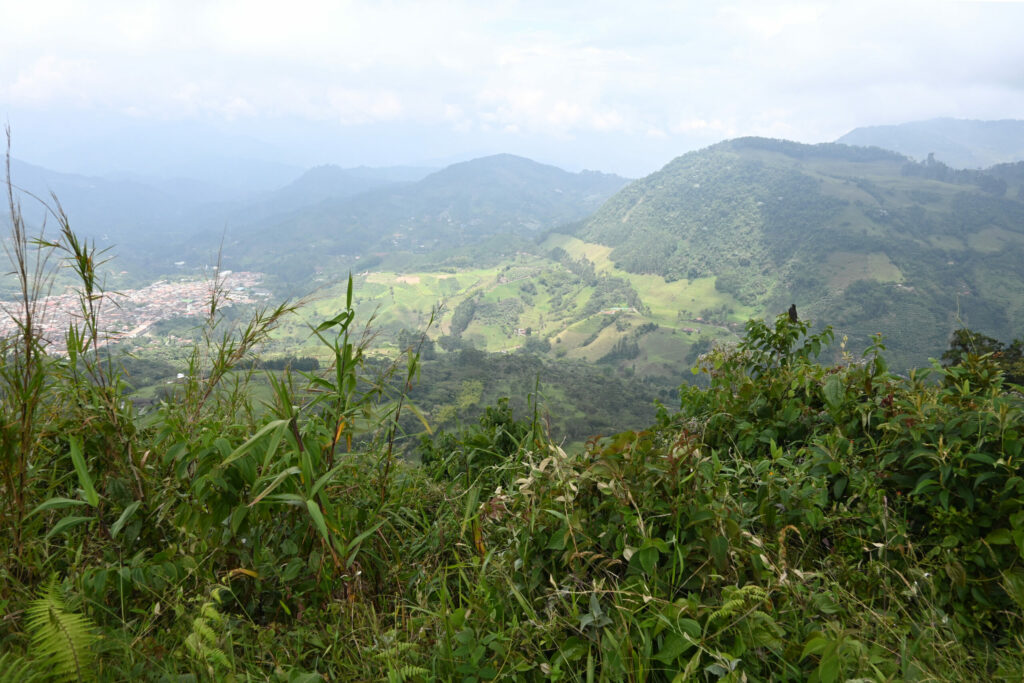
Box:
xmin=3 ymin=0 xmax=1024 ymax=179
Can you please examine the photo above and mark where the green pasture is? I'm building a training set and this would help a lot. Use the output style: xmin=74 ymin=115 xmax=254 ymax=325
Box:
xmin=826 ymin=251 xmax=903 ymax=291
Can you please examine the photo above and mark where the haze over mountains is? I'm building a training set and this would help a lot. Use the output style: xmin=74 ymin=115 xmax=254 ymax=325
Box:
xmin=838 ymin=118 xmax=1024 ymax=169
xmin=212 ymin=154 xmax=628 ymax=276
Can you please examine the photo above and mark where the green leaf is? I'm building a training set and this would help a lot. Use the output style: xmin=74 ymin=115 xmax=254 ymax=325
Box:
xmin=304 ymin=499 xmax=331 ymax=545
xmin=818 ymin=653 xmax=840 ymax=683
xmin=678 ymin=618 xmax=701 ymax=638
xmin=986 ymin=528 xmax=1013 ymax=545
xmin=219 ymin=419 xmax=291 ymax=469
xmin=69 ymin=437 xmax=99 ymax=508
xmin=230 ymin=505 xmax=248 ymax=535
xmin=654 ymin=632 xmax=694 ymax=663
xmin=911 ymin=478 xmax=938 ymax=496
xmin=261 ymin=419 xmax=287 ymax=468
xmin=965 ymin=452 xmax=996 ymax=466
xmin=249 ymin=466 xmax=302 ymax=506
xmin=316 ymin=311 xmax=353 ymax=332
xmin=636 ymin=545 xmax=659 ymax=574
xmin=832 ymin=476 xmax=848 ymax=499
xmin=28 ymin=497 xmax=89 ymax=517
xmin=45 ymin=515 xmax=95 ymax=540
xmin=823 ymin=375 xmax=845 ymax=410
xmin=309 ymin=462 xmax=346 ymax=500
xmin=345 ymin=520 xmax=386 ymax=568
xmin=110 ymin=501 xmax=141 ymax=539
xmin=306 ymin=376 xmax=337 ymax=393
xmin=801 ymin=635 xmax=830 ymax=659
xmin=709 ymin=534 xmax=729 ymax=571
xmin=265 ymin=493 xmax=306 ymax=506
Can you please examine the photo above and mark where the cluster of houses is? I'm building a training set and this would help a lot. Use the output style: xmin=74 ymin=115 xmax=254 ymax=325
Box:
xmin=0 ymin=271 xmax=267 ymax=354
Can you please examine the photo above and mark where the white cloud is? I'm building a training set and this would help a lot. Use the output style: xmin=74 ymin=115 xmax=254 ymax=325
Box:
xmin=3 ymin=0 xmax=1024 ymax=172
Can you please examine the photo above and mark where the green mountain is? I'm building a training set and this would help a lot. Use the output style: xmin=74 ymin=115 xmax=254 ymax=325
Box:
xmin=575 ymin=137 xmax=1024 ymax=369
xmin=838 ymin=118 xmax=1024 ymax=168
xmin=214 ymin=154 xmax=629 ymax=281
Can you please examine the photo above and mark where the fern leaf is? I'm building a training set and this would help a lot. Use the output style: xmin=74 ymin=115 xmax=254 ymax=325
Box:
xmin=200 ymin=602 xmax=225 ymax=623
xmin=387 ymin=664 xmax=428 ymax=683
xmin=205 ymin=647 xmax=231 ymax=670
xmin=0 ymin=652 xmax=40 ymax=683
xmin=192 ymin=618 xmax=218 ymax=645
xmin=24 ymin=577 xmax=97 ymax=683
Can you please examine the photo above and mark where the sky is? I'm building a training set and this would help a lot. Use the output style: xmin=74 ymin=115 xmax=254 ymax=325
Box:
xmin=2 ymin=0 xmax=1024 ymax=181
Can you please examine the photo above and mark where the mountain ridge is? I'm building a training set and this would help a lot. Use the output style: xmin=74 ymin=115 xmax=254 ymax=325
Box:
xmin=838 ymin=117 xmax=1024 ymax=169
xmin=208 ymin=153 xmax=631 ymax=280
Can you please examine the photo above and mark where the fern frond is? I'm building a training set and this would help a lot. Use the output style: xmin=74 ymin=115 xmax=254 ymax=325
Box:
xmin=0 ymin=652 xmax=41 ymax=683
xmin=374 ymin=640 xmax=417 ymax=659
xmin=709 ymin=598 xmax=746 ymax=622
xmin=200 ymin=601 xmax=225 ymax=623
xmin=205 ymin=646 xmax=231 ymax=670
xmin=24 ymin=576 xmax=97 ymax=683
xmin=191 ymin=618 xmax=218 ymax=644
xmin=183 ymin=598 xmax=234 ymax=675
xmin=387 ymin=664 xmax=429 ymax=683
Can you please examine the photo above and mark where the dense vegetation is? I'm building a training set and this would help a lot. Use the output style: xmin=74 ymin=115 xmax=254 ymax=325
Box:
xmin=575 ymin=137 xmax=1024 ymax=371
xmin=3 ymin=183 xmax=1024 ymax=680
xmin=403 ymin=348 xmax=663 ymax=442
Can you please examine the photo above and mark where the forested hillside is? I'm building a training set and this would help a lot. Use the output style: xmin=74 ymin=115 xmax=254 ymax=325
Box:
xmin=576 ymin=137 xmax=1024 ymax=369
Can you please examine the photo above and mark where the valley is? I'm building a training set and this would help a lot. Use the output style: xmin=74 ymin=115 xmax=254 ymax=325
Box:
xmin=16 ymin=132 xmax=1024 ymax=425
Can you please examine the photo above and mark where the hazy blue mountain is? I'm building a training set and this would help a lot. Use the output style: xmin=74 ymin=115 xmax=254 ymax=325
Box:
xmin=259 ymin=164 xmax=434 ymax=213
xmin=7 ymin=113 xmax=305 ymax=193
xmin=3 ymin=155 xmax=447 ymax=278
xmin=837 ymin=118 xmax=1024 ymax=169
xmin=340 ymin=165 xmax=438 ymax=184
xmin=100 ymin=172 xmax=239 ymax=205
xmin=162 ymin=164 xmax=432 ymax=249
xmin=6 ymin=158 xmax=201 ymax=242
xmin=575 ymin=137 xmax=1024 ymax=369
xmin=209 ymin=154 xmax=630 ymax=281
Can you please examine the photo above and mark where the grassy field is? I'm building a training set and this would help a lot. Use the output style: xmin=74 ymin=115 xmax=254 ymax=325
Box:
xmin=826 ymin=251 xmax=903 ymax=290
xmin=262 ymin=235 xmax=752 ymax=383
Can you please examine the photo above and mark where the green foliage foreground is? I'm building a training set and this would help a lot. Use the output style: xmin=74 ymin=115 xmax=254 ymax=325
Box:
xmin=2 ymin=209 xmax=1024 ymax=678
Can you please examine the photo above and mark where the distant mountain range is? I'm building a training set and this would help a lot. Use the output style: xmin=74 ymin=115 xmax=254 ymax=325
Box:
xmin=838 ymin=118 xmax=1024 ymax=169
xmin=3 ymin=157 xmax=438 ymax=277
xmin=5 ymin=153 xmax=629 ymax=286
xmin=575 ymin=137 xmax=1024 ymax=369
xmin=6 ymin=158 xmax=201 ymax=257
xmin=207 ymin=154 xmax=630 ymax=280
